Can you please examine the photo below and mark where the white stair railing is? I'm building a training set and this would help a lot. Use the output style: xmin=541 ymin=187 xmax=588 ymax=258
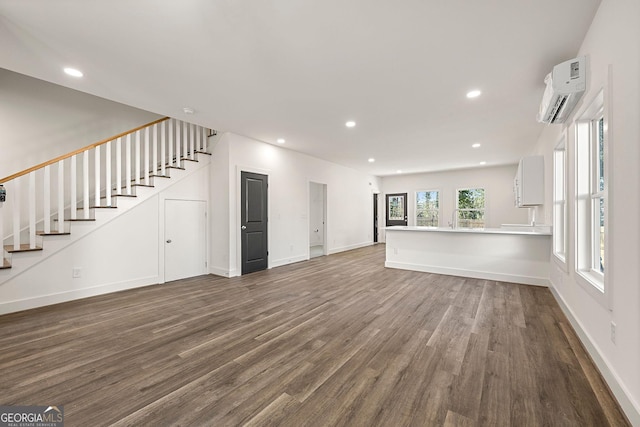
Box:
xmin=0 ymin=117 xmax=212 ymax=268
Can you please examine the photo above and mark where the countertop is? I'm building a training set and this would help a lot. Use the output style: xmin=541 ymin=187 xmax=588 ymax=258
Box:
xmin=385 ymin=226 xmax=552 ymax=236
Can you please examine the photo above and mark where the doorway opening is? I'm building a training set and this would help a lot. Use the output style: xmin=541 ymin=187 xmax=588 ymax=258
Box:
xmin=309 ymin=182 xmax=327 ymax=259
xmin=373 ymin=193 xmax=379 ymax=243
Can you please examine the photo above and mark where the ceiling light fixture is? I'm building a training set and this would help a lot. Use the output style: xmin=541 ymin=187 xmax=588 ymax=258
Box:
xmin=368 ymin=158 xmax=375 ymax=163
xmin=276 ymin=138 xmax=285 ymax=144
xmin=345 ymin=121 xmax=356 ymax=128
xmin=183 ymin=107 xmax=195 ymax=115
xmin=472 ymin=143 xmax=481 ymax=148
xmin=479 ymin=161 xmax=487 ymax=165
xmin=396 ymin=170 xmax=403 ymax=174
xmin=63 ymin=67 xmax=83 ymax=78
xmin=466 ymin=89 xmax=482 ymax=99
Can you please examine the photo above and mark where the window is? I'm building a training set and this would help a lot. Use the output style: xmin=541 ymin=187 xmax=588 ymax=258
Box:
xmin=575 ymin=89 xmax=607 ymax=298
xmin=456 ymin=188 xmax=485 ymax=228
xmin=416 ymin=190 xmax=439 ymax=226
xmin=592 ymin=116 xmax=605 ymax=274
xmin=553 ymin=142 xmax=567 ymax=263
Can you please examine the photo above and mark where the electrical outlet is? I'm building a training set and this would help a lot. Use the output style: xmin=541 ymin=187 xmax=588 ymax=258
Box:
xmin=610 ymin=321 xmax=616 ymax=344
xmin=72 ymin=267 xmax=82 ymax=278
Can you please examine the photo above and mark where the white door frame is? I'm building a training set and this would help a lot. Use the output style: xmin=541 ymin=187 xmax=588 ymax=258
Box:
xmin=308 ymin=181 xmax=327 ymax=259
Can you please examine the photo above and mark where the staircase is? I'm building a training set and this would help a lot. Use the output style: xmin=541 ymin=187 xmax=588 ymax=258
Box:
xmin=0 ymin=117 xmax=213 ymax=280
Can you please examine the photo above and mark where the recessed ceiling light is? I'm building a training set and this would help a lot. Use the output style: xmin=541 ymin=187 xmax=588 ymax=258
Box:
xmin=396 ymin=170 xmax=403 ymax=174
xmin=466 ymin=90 xmax=482 ymax=98
xmin=276 ymin=138 xmax=286 ymax=144
xmin=472 ymin=143 xmax=481 ymax=148
xmin=345 ymin=121 xmax=356 ymax=128
xmin=63 ymin=67 xmax=83 ymax=78
xmin=479 ymin=161 xmax=487 ymax=165
xmin=368 ymin=158 xmax=375 ymax=163
xmin=183 ymin=107 xmax=195 ymax=115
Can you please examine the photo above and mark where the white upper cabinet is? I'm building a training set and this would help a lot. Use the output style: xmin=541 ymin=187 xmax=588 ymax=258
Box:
xmin=514 ymin=156 xmax=544 ymax=207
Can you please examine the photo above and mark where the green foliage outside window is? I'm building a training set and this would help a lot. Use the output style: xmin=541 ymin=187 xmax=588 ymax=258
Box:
xmin=457 ymin=188 xmax=485 ymax=228
xmin=416 ymin=191 xmax=439 ymax=226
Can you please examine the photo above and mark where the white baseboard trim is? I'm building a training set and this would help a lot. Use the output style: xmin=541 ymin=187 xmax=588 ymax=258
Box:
xmin=209 ymin=266 xmax=232 ymax=278
xmin=0 ymin=275 xmax=160 ymax=315
xmin=548 ymin=285 xmax=640 ymax=426
xmin=270 ymin=255 xmax=308 ymax=269
xmin=384 ymin=261 xmax=550 ymax=287
xmin=328 ymin=241 xmax=373 ymax=255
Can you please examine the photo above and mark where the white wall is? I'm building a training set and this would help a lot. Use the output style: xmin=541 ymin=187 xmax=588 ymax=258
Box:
xmin=532 ymin=0 xmax=640 ymax=422
xmin=0 ymin=68 xmax=162 ymax=179
xmin=210 ymin=132 xmax=381 ymax=277
xmin=380 ymin=164 xmax=529 ymax=240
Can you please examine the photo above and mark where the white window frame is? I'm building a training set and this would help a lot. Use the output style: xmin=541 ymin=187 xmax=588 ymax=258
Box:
xmin=575 ymin=88 xmax=609 ymax=308
xmin=552 ymin=136 xmax=568 ymax=269
xmin=415 ymin=190 xmax=440 ymax=227
xmin=455 ymin=187 xmax=486 ymax=229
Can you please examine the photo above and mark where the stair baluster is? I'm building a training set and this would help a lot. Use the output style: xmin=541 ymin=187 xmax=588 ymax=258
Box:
xmin=182 ymin=120 xmax=188 ymax=162
xmin=13 ymin=178 xmax=21 ymax=250
xmin=189 ymin=123 xmax=195 ymax=160
xmin=152 ymin=124 xmax=158 ymax=180
xmin=57 ymin=160 xmax=64 ymax=230
xmin=105 ymin=141 xmax=112 ymax=207
xmin=125 ymin=134 xmax=132 ymax=196
xmin=168 ymin=119 xmax=174 ymax=168
xmin=160 ymin=121 xmax=167 ymax=176
xmin=115 ymin=137 xmax=122 ymax=196
xmin=28 ymin=172 xmax=36 ymax=248
xmin=144 ymin=127 xmax=150 ymax=186
xmin=82 ymin=150 xmax=90 ymax=219
xmin=94 ymin=144 xmax=101 ymax=208
xmin=43 ymin=166 xmax=51 ymax=234
xmin=70 ymin=155 xmax=77 ymax=220
xmin=134 ymin=130 xmax=141 ymax=187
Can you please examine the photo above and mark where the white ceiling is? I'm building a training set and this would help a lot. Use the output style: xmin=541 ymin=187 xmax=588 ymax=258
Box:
xmin=0 ymin=0 xmax=600 ymax=176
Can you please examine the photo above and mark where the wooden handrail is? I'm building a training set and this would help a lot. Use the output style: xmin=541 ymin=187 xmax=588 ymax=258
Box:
xmin=0 ymin=117 xmax=170 ymax=184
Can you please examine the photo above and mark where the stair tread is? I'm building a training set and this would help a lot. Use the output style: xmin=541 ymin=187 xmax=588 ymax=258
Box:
xmin=166 ymin=166 xmax=186 ymax=170
xmin=36 ymin=231 xmax=71 ymax=236
xmin=132 ymin=184 xmax=154 ymax=188
xmin=52 ymin=218 xmax=96 ymax=222
xmin=78 ymin=206 xmax=117 ymax=210
xmin=181 ymin=158 xmax=199 ymax=162
xmin=101 ymin=194 xmax=136 ymax=199
xmin=1 ymin=259 xmax=10 ymax=269
xmin=5 ymin=244 xmax=43 ymax=253
xmin=195 ymin=151 xmax=212 ymax=155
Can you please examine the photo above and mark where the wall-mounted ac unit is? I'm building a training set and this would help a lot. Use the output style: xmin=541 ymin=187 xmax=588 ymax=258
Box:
xmin=537 ymin=56 xmax=586 ymax=124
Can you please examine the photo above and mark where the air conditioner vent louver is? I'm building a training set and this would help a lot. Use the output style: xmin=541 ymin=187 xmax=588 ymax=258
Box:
xmin=547 ymin=95 xmax=568 ymax=123
xmin=537 ymin=56 xmax=586 ymax=124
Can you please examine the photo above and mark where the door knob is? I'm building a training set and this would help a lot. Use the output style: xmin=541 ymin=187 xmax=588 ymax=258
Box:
xmin=241 ymin=225 xmax=247 ymax=230
xmin=166 ymin=239 xmax=172 ymax=243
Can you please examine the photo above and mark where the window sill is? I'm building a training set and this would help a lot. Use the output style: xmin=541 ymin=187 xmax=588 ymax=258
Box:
xmin=576 ymin=268 xmax=609 ymax=310
xmin=552 ymin=253 xmax=568 ymax=273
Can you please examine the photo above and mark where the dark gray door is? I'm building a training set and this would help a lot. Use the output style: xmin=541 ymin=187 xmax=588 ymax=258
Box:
xmin=385 ymin=193 xmax=408 ymax=226
xmin=241 ymin=171 xmax=268 ymax=274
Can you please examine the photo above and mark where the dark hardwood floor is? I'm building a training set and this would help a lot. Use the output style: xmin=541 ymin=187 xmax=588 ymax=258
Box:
xmin=0 ymin=244 xmax=629 ymax=426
